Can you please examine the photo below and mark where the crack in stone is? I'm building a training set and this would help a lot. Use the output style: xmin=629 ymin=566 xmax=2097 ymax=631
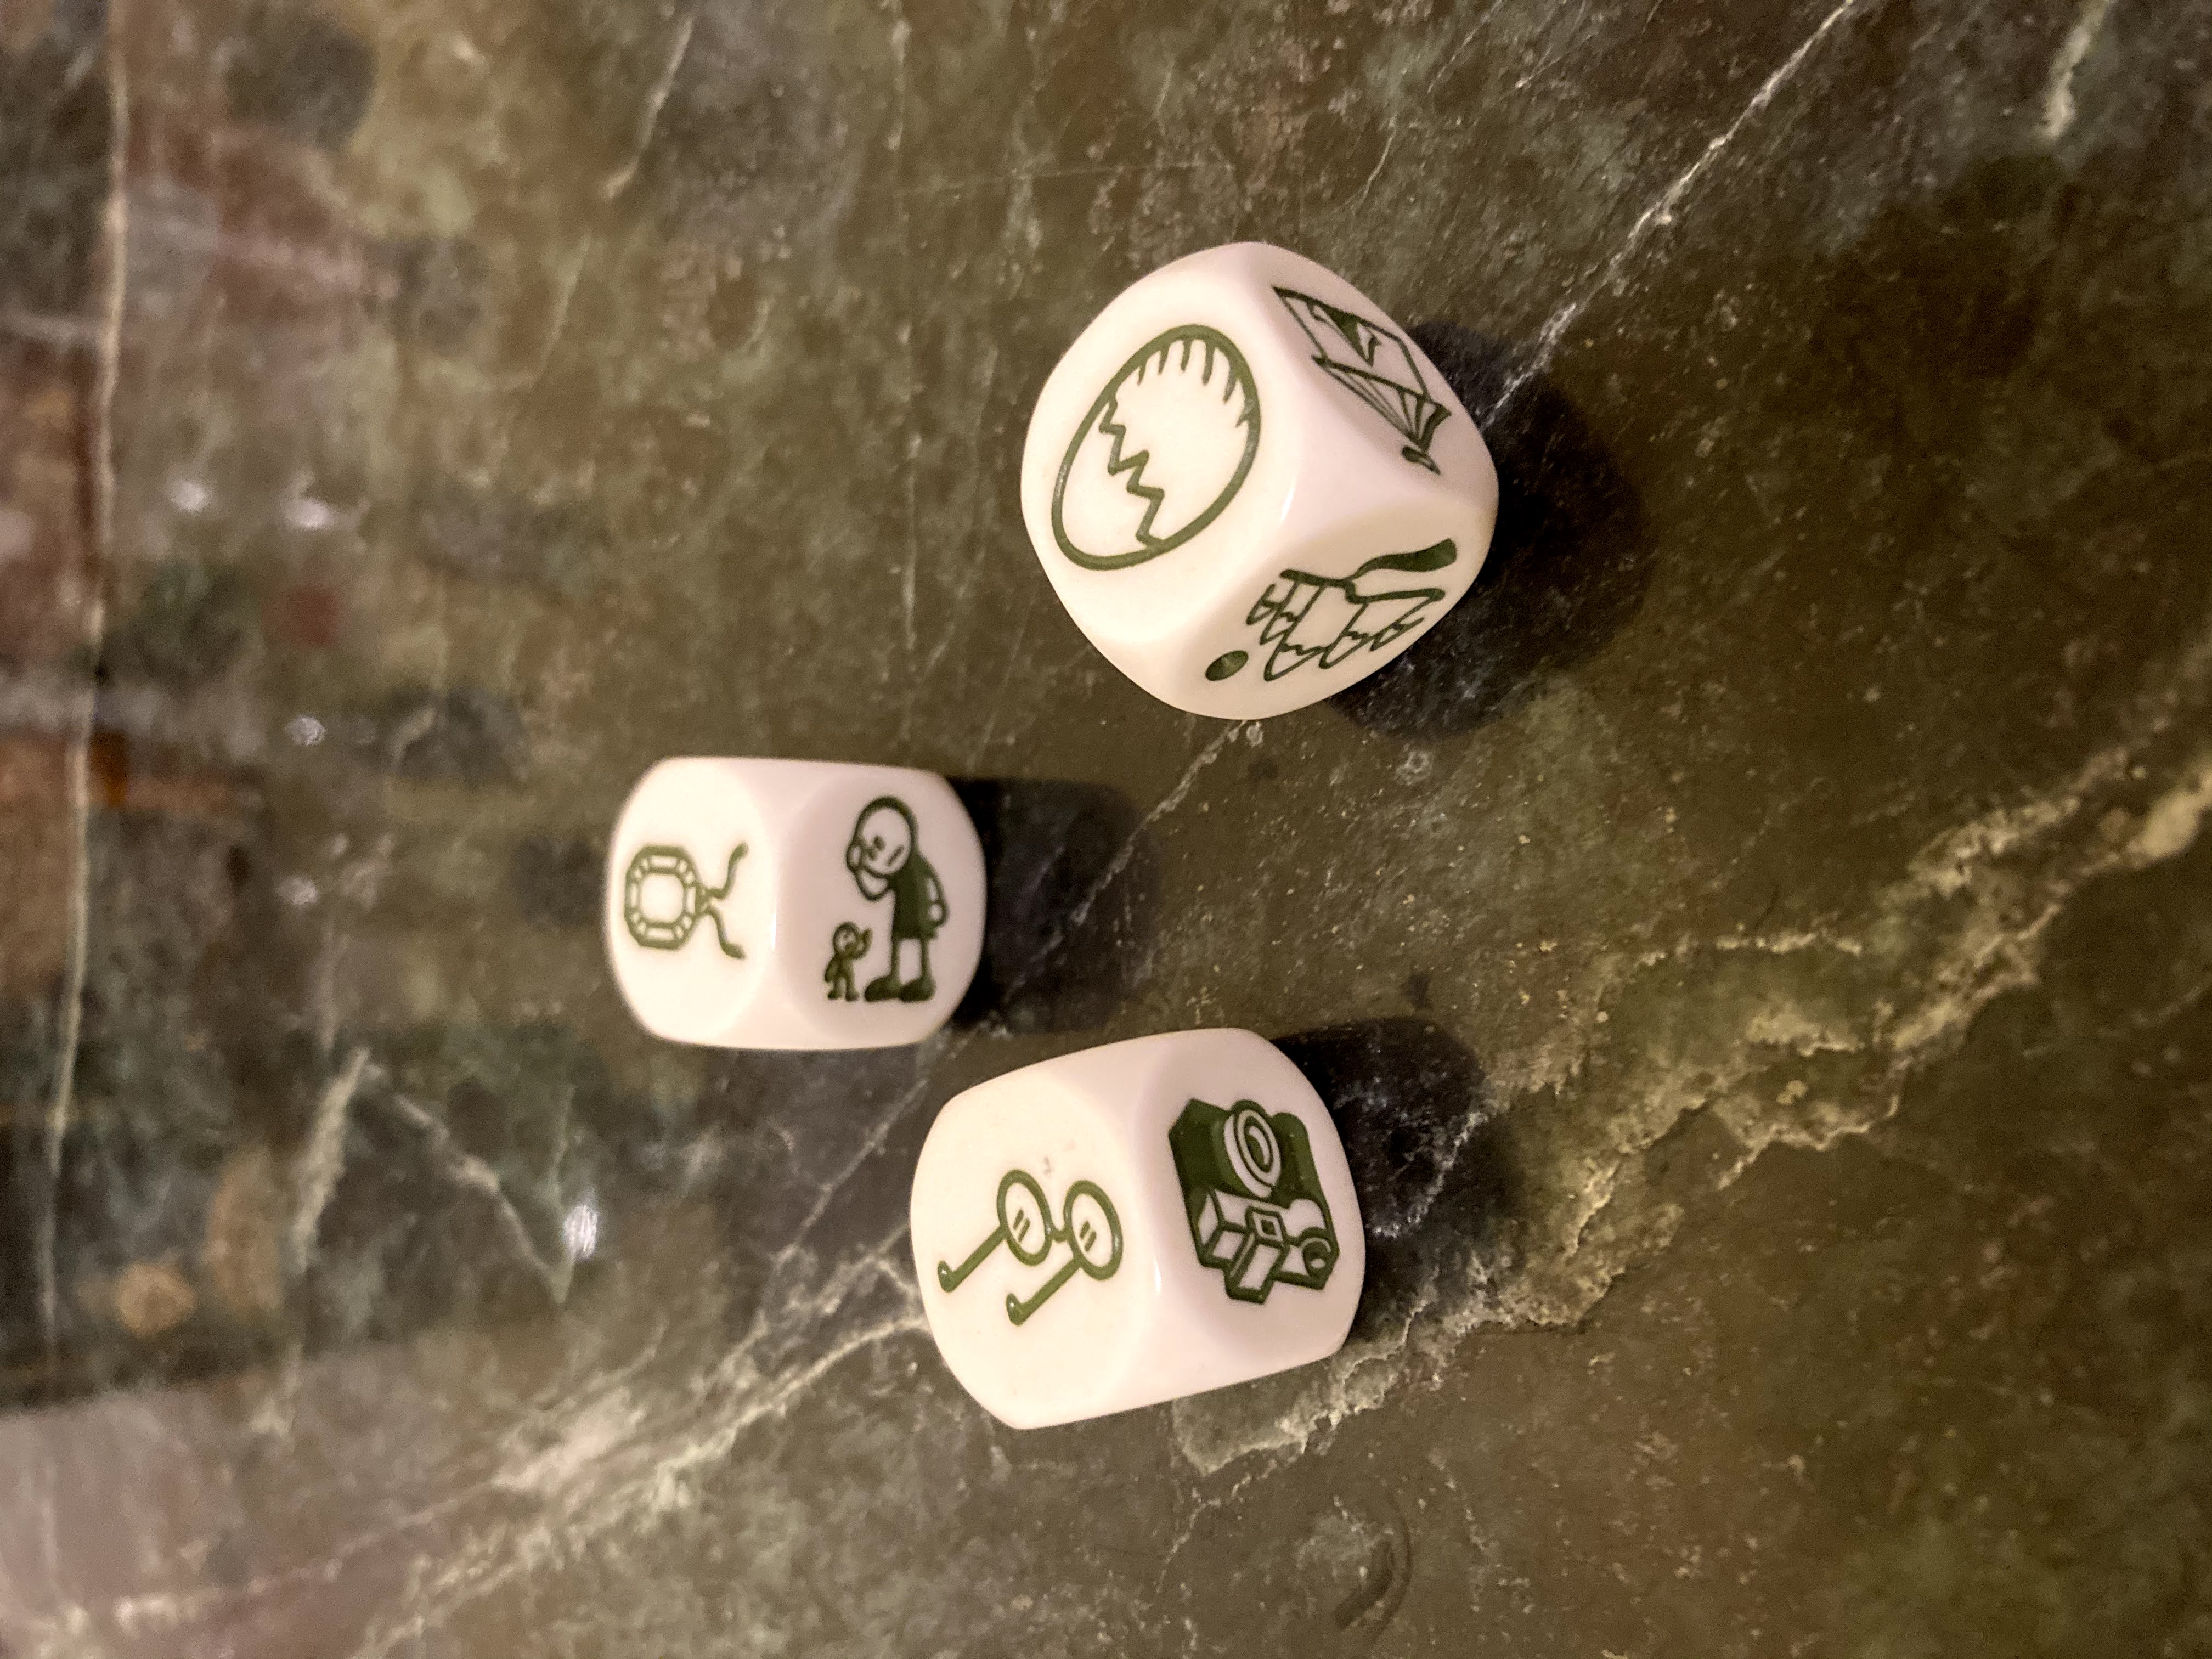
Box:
xmin=1484 ymin=0 xmax=1881 ymax=423
xmin=383 ymin=1094 xmax=575 ymax=1302
xmin=1169 ymin=606 xmax=2212 ymax=1477
xmin=599 ymin=12 xmax=694 ymax=201
xmin=285 ymin=1047 xmax=372 ymax=1281
xmin=2040 ymin=0 xmax=2115 ymax=143
xmin=36 ymin=11 xmax=129 ymax=1362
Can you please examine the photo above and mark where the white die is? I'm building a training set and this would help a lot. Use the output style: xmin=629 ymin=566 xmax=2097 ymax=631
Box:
xmin=910 ymin=1028 xmax=1364 ymax=1428
xmin=604 ymin=758 xmax=984 ymax=1050
xmin=1019 ymin=242 xmax=1498 ymax=720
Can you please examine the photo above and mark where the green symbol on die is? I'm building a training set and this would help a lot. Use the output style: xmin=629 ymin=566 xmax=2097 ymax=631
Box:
xmin=622 ymin=843 xmax=746 ymax=957
xmin=1205 ymin=540 xmax=1457 ymax=685
xmin=1170 ymin=1098 xmax=1339 ymax=1304
xmin=832 ymin=795 xmax=947 ymax=1005
xmin=1275 ymin=286 xmax=1451 ymax=472
xmin=936 ymin=1169 xmax=1124 ymax=1327
xmin=1052 ymin=324 xmax=1261 ymax=571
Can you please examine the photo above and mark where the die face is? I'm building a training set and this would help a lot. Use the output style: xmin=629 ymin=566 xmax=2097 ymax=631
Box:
xmin=1021 ymin=242 xmax=1498 ymax=720
xmin=1174 ymin=496 xmax=1488 ymax=721
xmin=605 ymin=759 xmax=983 ymax=1051
xmin=1263 ymin=254 xmax=1494 ymax=484
xmin=1049 ymin=321 xmax=1266 ymax=575
xmin=775 ymin=769 xmax=985 ymax=1048
xmin=910 ymin=1076 xmax=1154 ymax=1429
xmin=1023 ymin=249 xmax=1300 ymax=650
xmin=604 ymin=758 xmax=775 ymax=1046
xmin=1160 ymin=1073 xmax=1355 ymax=1331
xmin=1122 ymin=1029 xmax=1364 ymax=1393
xmin=912 ymin=1028 xmax=1365 ymax=1429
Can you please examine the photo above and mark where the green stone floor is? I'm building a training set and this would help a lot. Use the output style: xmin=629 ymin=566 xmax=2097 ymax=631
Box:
xmin=1 ymin=0 xmax=2207 ymax=1652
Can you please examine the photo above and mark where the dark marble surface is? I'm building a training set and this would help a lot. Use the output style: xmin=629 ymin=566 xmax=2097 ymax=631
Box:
xmin=2 ymin=0 xmax=2209 ymax=1652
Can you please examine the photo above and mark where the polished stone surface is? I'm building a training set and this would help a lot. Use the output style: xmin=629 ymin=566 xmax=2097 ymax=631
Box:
xmin=3 ymin=0 xmax=2209 ymax=1652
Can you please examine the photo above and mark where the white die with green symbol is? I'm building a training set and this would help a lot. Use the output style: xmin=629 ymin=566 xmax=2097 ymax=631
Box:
xmin=604 ymin=758 xmax=984 ymax=1050
xmin=1019 ymin=242 xmax=1498 ymax=720
xmin=911 ymin=1028 xmax=1365 ymax=1428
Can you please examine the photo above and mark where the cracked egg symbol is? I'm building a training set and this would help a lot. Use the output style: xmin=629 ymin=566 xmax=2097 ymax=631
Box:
xmin=1052 ymin=324 xmax=1261 ymax=571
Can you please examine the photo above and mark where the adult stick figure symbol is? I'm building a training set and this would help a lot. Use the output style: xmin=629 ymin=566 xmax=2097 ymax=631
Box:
xmin=936 ymin=1169 xmax=1124 ymax=1327
xmin=622 ymin=843 xmax=746 ymax=957
xmin=830 ymin=796 xmax=946 ymax=1003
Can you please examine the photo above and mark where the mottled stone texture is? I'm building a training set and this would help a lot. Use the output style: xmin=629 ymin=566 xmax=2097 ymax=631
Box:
xmin=1 ymin=0 xmax=2208 ymax=1652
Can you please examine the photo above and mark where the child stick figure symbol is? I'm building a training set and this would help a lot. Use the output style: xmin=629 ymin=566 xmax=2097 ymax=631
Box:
xmin=838 ymin=796 xmax=946 ymax=1003
xmin=822 ymin=923 xmax=871 ymax=1001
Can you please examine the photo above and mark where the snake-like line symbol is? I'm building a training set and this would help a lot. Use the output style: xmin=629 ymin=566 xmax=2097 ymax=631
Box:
xmin=937 ymin=1169 xmax=1124 ymax=1326
xmin=622 ymin=843 xmax=746 ymax=957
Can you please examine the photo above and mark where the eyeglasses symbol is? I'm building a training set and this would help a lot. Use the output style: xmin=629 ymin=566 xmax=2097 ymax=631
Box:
xmin=936 ymin=1169 xmax=1124 ymax=1327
